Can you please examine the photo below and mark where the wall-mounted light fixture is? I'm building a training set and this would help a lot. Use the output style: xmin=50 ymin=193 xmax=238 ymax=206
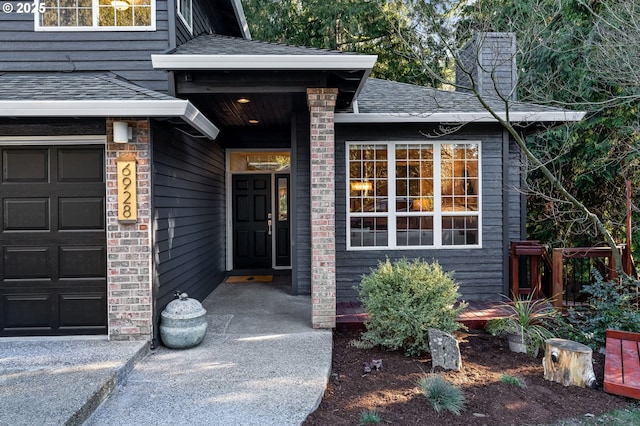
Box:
xmin=113 ymin=121 xmax=132 ymax=143
xmin=111 ymin=0 xmax=131 ymax=11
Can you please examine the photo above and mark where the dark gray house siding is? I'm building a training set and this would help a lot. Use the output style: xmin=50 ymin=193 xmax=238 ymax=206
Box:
xmin=152 ymin=122 xmax=226 ymax=328
xmin=176 ymin=0 xmax=214 ymax=45
xmin=334 ymin=123 xmax=523 ymax=302
xmin=0 ymin=0 xmax=171 ymax=92
xmin=292 ymin=113 xmax=311 ymax=295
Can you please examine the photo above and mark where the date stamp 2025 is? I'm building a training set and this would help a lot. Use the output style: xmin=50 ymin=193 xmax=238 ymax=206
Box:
xmin=2 ymin=2 xmax=45 ymax=14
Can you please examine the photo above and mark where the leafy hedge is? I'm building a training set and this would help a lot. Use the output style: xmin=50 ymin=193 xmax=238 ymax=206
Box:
xmin=565 ymin=271 xmax=640 ymax=350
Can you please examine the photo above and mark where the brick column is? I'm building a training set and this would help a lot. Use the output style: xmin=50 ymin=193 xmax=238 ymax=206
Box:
xmin=307 ymin=88 xmax=338 ymax=328
xmin=105 ymin=118 xmax=153 ymax=341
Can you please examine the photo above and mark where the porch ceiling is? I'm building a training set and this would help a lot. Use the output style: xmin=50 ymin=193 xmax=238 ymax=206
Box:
xmin=174 ymin=69 xmax=364 ymax=129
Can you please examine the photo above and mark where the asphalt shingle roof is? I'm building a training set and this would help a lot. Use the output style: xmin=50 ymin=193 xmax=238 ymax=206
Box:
xmin=354 ymin=78 xmax=573 ymax=115
xmin=0 ymin=73 xmax=175 ymax=101
xmin=172 ymin=34 xmax=357 ymax=56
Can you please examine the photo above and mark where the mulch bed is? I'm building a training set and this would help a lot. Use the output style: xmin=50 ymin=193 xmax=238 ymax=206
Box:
xmin=303 ymin=330 xmax=635 ymax=425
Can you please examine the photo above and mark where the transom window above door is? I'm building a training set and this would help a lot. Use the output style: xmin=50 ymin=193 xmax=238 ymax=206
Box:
xmin=347 ymin=141 xmax=481 ymax=250
xmin=36 ymin=0 xmax=155 ymax=31
xmin=229 ymin=151 xmax=291 ymax=172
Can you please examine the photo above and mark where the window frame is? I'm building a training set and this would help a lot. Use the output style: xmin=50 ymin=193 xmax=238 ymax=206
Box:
xmin=177 ymin=0 xmax=193 ymax=33
xmin=34 ymin=0 xmax=156 ymax=32
xmin=346 ymin=140 xmax=482 ymax=251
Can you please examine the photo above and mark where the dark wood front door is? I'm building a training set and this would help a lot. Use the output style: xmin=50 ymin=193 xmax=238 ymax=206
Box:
xmin=0 ymin=146 xmax=107 ymax=336
xmin=232 ymin=174 xmax=272 ymax=269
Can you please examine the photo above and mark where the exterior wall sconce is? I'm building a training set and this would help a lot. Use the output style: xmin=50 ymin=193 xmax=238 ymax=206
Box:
xmin=113 ymin=121 xmax=132 ymax=143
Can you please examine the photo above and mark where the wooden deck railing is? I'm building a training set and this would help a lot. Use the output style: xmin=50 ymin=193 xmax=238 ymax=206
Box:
xmin=511 ymin=242 xmax=632 ymax=309
xmin=550 ymin=246 xmax=627 ymax=308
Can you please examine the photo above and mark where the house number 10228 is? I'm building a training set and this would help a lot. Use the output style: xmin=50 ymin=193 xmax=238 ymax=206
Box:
xmin=117 ymin=155 xmax=138 ymax=222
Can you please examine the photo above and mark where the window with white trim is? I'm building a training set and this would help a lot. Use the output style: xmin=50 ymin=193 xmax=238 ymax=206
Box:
xmin=347 ymin=141 xmax=481 ymax=249
xmin=36 ymin=0 xmax=155 ymax=31
xmin=177 ymin=0 xmax=192 ymax=32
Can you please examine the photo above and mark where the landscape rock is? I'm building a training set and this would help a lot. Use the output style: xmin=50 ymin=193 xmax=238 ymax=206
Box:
xmin=428 ymin=328 xmax=462 ymax=372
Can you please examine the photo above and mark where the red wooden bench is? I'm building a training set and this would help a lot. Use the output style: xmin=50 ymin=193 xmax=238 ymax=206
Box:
xmin=604 ymin=329 xmax=640 ymax=399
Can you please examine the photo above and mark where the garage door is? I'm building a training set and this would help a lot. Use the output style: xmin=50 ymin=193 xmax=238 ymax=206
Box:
xmin=0 ymin=145 xmax=107 ymax=336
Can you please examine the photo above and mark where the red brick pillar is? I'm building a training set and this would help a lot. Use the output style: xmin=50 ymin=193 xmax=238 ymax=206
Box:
xmin=105 ymin=118 xmax=153 ymax=341
xmin=307 ymin=88 xmax=338 ymax=328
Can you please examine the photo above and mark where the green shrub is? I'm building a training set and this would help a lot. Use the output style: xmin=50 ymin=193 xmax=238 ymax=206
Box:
xmin=417 ymin=374 xmax=465 ymax=415
xmin=358 ymin=258 xmax=467 ymax=356
xmin=499 ymin=374 xmax=526 ymax=388
xmin=565 ymin=271 xmax=640 ymax=350
xmin=359 ymin=409 xmax=382 ymax=424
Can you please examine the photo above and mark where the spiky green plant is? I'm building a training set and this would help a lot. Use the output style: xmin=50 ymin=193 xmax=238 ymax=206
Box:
xmin=359 ymin=409 xmax=382 ymax=424
xmin=485 ymin=292 xmax=564 ymax=355
xmin=499 ymin=374 xmax=526 ymax=388
xmin=417 ymin=374 xmax=465 ymax=415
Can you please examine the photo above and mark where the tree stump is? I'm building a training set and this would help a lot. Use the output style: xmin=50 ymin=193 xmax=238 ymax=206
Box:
xmin=542 ymin=338 xmax=596 ymax=388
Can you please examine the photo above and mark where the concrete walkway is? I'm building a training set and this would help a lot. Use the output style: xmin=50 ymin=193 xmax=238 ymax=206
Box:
xmin=0 ymin=337 xmax=147 ymax=426
xmin=0 ymin=279 xmax=332 ymax=426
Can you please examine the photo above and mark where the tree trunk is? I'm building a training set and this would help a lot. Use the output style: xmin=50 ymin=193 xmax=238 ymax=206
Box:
xmin=543 ymin=338 xmax=597 ymax=388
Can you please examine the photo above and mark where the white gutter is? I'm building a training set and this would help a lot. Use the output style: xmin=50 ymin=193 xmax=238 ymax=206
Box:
xmin=152 ymin=54 xmax=378 ymax=71
xmin=334 ymin=111 xmax=586 ymax=124
xmin=0 ymin=99 xmax=220 ymax=139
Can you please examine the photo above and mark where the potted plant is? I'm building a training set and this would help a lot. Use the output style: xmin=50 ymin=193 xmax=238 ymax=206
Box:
xmin=485 ymin=293 xmax=564 ymax=356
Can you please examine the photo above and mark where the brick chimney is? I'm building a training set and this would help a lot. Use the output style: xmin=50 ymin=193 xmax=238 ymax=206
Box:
xmin=456 ymin=32 xmax=517 ymax=101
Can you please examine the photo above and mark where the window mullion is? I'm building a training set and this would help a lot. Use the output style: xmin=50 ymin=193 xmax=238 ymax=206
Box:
xmin=434 ymin=144 xmax=442 ymax=247
xmin=93 ymin=0 xmax=99 ymax=27
xmin=387 ymin=143 xmax=396 ymax=248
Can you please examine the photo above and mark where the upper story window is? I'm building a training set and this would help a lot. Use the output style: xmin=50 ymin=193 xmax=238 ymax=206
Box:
xmin=177 ymin=0 xmax=192 ymax=32
xmin=347 ymin=141 xmax=481 ymax=250
xmin=36 ymin=0 xmax=155 ymax=31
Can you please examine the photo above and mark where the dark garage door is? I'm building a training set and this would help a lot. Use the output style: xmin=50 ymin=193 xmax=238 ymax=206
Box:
xmin=0 ymin=145 xmax=107 ymax=336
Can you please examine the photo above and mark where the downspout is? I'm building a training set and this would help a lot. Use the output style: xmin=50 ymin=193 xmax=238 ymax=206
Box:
xmin=502 ymin=127 xmax=511 ymax=296
xmin=151 ymin=0 xmax=177 ymax=347
xmin=166 ymin=0 xmax=177 ymax=96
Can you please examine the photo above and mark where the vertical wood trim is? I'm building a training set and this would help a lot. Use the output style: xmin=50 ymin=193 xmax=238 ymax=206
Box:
xmin=290 ymin=113 xmax=299 ymax=295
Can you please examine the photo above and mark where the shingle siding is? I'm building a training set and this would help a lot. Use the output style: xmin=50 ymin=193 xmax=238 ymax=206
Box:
xmin=0 ymin=0 xmax=171 ymax=92
xmin=152 ymin=122 xmax=226 ymax=332
xmin=335 ymin=123 xmax=513 ymax=302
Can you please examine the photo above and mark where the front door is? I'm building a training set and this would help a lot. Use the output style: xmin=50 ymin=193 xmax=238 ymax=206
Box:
xmin=232 ymin=174 xmax=272 ymax=269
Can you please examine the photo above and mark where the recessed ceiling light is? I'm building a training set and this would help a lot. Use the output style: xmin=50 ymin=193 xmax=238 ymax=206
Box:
xmin=248 ymin=119 xmax=259 ymax=124
xmin=237 ymin=98 xmax=250 ymax=104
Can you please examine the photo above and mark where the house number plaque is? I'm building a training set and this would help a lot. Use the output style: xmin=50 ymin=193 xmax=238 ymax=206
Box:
xmin=117 ymin=154 xmax=137 ymax=222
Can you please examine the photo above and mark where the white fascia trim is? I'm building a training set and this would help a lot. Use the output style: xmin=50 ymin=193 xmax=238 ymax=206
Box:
xmin=182 ymin=102 xmax=220 ymax=139
xmin=0 ymin=99 xmax=219 ymax=139
xmin=152 ymin=54 xmax=378 ymax=70
xmin=334 ymin=111 xmax=586 ymax=124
